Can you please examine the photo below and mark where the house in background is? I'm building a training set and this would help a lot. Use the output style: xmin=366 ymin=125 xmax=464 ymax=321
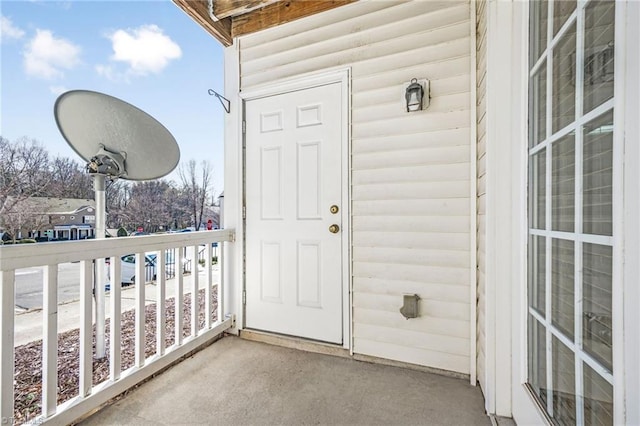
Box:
xmin=46 ymin=201 xmax=96 ymax=240
xmin=172 ymin=0 xmax=639 ymax=424
xmin=1 ymin=197 xmax=96 ymax=240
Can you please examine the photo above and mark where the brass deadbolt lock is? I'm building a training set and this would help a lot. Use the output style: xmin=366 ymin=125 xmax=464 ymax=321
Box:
xmin=329 ymin=224 xmax=340 ymax=234
xmin=330 ymin=205 xmax=339 ymax=214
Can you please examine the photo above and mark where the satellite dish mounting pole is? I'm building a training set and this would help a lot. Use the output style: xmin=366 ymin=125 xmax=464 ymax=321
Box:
xmin=94 ymin=174 xmax=107 ymax=359
xmin=95 ymin=175 xmax=106 ymax=240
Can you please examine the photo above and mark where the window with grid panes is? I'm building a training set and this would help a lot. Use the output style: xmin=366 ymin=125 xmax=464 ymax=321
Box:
xmin=527 ymin=1 xmax=615 ymax=425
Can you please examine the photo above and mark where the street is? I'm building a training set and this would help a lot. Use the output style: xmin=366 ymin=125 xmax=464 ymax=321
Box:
xmin=14 ymin=263 xmax=220 ymax=346
xmin=15 ymin=262 xmax=83 ymax=311
xmin=13 ymin=245 xmax=218 ymax=311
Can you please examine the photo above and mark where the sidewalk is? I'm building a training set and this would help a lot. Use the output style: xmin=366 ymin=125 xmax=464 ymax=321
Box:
xmin=14 ymin=266 xmax=219 ymax=347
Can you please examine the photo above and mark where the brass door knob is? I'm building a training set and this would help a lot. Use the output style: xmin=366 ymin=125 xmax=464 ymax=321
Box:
xmin=329 ymin=224 xmax=340 ymax=234
xmin=330 ymin=205 xmax=339 ymax=214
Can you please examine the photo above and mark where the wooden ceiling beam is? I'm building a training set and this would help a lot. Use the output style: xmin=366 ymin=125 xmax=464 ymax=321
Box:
xmin=212 ymin=0 xmax=280 ymax=20
xmin=173 ymin=0 xmax=233 ymax=46
xmin=231 ymin=0 xmax=356 ymax=38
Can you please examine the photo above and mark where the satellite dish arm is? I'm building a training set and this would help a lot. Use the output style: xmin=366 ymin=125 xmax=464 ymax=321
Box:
xmin=87 ymin=144 xmax=127 ymax=178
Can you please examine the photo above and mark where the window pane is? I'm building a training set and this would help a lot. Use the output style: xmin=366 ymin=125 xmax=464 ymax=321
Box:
xmin=553 ymin=0 xmax=576 ymax=35
xmin=529 ymin=65 xmax=548 ymax=147
xmin=583 ymin=112 xmax=613 ymax=236
xmin=552 ymin=135 xmax=575 ymax=232
xmin=552 ymin=337 xmax=576 ymax=424
xmin=552 ymin=239 xmax=574 ymax=339
xmin=528 ymin=315 xmax=548 ymax=405
xmin=584 ymin=1 xmax=615 ymax=114
xmin=583 ymin=243 xmax=613 ymax=372
xmin=552 ymin=24 xmax=576 ymax=133
xmin=529 ymin=152 xmax=546 ymax=229
xmin=584 ymin=363 xmax=613 ymax=426
xmin=530 ymin=0 xmax=549 ymax=67
xmin=529 ymin=236 xmax=546 ymax=315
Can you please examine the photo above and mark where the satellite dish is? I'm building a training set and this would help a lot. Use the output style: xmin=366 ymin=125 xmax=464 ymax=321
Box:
xmin=54 ymin=90 xmax=180 ymax=180
xmin=53 ymin=90 xmax=181 ymax=360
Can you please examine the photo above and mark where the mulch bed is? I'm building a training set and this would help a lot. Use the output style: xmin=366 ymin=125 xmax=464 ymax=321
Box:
xmin=13 ymin=288 xmax=217 ymax=425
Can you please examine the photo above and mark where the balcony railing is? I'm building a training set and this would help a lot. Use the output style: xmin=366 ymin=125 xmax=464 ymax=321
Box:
xmin=0 ymin=230 xmax=235 ymax=425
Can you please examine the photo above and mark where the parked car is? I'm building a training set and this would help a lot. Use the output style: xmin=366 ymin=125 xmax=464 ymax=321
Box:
xmin=105 ymin=254 xmax=156 ymax=290
xmin=104 ymin=250 xmax=191 ymax=290
xmin=147 ymin=250 xmax=191 ymax=276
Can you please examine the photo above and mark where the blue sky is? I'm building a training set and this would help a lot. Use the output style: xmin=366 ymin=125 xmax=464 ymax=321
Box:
xmin=0 ymin=0 xmax=225 ymax=193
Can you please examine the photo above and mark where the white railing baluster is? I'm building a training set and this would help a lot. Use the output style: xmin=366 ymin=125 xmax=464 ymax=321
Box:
xmin=191 ymin=245 xmax=199 ymax=337
xmin=175 ymin=248 xmax=184 ymax=346
xmin=42 ymin=264 xmax=58 ymax=417
xmin=135 ymin=253 xmax=145 ymax=368
xmin=94 ymin=258 xmax=106 ymax=359
xmin=79 ymin=260 xmax=92 ymax=398
xmin=219 ymin=241 xmax=224 ymax=324
xmin=205 ymin=244 xmax=213 ymax=329
xmin=109 ymin=256 xmax=121 ymax=381
xmin=156 ymin=250 xmax=166 ymax=356
xmin=0 ymin=270 xmax=15 ymax=422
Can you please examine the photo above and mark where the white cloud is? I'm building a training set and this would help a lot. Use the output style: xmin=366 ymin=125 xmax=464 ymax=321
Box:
xmin=95 ymin=64 xmax=114 ymax=79
xmin=23 ymin=29 xmax=81 ymax=79
xmin=105 ymin=25 xmax=181 ymax=77
xmin=95 ymin=64 xmax=127 ymax=83
xmin=49 ymin=85 xmax=68 ymax=96
xmin=1 ymin=16 xmax=25 ymax=41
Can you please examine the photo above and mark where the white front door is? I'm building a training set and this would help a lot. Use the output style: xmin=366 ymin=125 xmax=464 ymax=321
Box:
xmin=245 ymin=82 xmax=344 ymax=344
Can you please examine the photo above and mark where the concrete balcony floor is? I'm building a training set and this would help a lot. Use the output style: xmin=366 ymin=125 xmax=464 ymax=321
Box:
xmin=81 ymin=336 xmax=491 ymax=425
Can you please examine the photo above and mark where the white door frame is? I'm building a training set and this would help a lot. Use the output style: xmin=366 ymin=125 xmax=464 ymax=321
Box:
xmin=237 ymin=68 xmax=352 ymax=349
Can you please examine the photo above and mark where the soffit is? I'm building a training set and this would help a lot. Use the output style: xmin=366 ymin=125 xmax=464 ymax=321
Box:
xmin=173 ymin=0 xmax=356 ymax=46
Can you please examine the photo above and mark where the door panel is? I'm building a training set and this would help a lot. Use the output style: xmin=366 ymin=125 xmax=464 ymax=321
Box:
xmin=245 ymin=82 xmax=343 ymax=344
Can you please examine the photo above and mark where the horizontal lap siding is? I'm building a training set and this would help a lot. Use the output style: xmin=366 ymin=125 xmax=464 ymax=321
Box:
xmin=240 ymin=0 xmax=472 ymax=374
xmin=475 ymin=0 xmax=488 ymax=392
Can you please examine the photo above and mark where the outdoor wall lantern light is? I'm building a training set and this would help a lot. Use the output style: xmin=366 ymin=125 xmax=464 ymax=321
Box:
xmin=404 ymin=78 xmax=430 ymax=112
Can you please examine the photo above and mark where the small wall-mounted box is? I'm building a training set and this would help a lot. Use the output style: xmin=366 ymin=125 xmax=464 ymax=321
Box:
xmin=400 ymin=294 xmax=420 ymax=319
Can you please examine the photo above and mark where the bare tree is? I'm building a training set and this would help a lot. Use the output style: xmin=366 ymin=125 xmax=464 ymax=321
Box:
xmin=104 ymin=179 xmax=131 ymax=229
xmin=125 ymin=180 xmax=176 ymax=232
xmin=0 ymin=137 xmax=51 ymax=225
xmin=2 ymin=197 xmax=50 ymax=239
xmin=178 ymin=160 xmax=214 ymax=231
xmin=0 ymin=137 xmax=221 ymax=237
xmin=47 ymin=156 xmax=93 ymax=199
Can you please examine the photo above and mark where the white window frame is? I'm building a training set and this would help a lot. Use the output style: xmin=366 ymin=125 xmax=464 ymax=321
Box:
xmin=517 ymin=0 xmax=636 ymax=424
xmin=482 ymin=0 xmax=637 ymax=424
xmin=618 ymin=1 xmax=640 ymax=424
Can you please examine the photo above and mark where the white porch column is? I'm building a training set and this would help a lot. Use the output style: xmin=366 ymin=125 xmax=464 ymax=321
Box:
xmin=222 ymin=42 xmax=241 ymax=333
xmin=484 ymin=0 xmax=528 ymax=418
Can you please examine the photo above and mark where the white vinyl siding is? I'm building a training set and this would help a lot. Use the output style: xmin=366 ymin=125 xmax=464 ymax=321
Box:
xmin=239 ymin=0 xmax=473 ymax=374
xmin=475 ymin=0 xmax=488 ymax=393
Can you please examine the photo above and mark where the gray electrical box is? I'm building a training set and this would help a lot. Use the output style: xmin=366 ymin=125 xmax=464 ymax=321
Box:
xmin=400 ymin=294 xmax=420 ymax=319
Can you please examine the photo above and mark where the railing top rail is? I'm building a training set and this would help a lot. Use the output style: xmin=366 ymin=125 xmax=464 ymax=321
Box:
xmin=0 ymin=229 xmax=235 ymax=270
